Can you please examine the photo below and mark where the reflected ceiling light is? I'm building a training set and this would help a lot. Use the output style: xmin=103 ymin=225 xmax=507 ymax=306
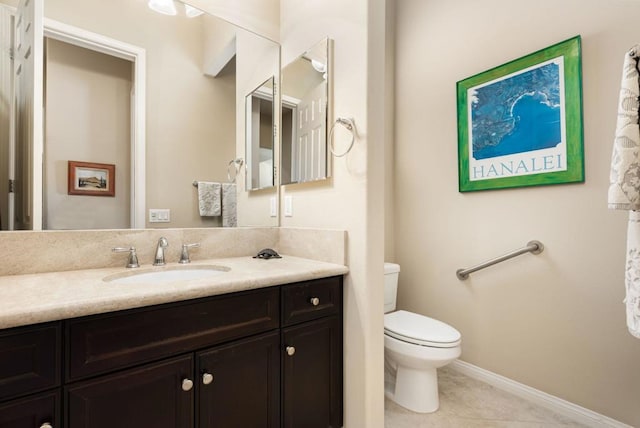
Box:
xmin=148 ymin=0 xmax=177 ymax=16
xmin=185 ymin=4 xmax=204 ymax=18
xmin=311 ymin=59 xmax=326 ymax=73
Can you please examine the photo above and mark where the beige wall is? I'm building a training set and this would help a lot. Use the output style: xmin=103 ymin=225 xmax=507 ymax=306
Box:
xmin=44 ymin=39 xmax=131 ymax=229
xmin=280 ymin=0 xmax=387 ymax=426
xmin=384 ymin=0 xmax=395 ymax=262
xmin=393 ymin=0 xmax=640 ymax=425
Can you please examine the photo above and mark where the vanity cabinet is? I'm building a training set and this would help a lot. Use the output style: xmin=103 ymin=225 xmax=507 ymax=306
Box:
xmin=197 ymin=331 xmax=280 ymax=427
xmin=0 ymin=391 xmax=60 ymax=428
xmin=0 ymin=323 xmax=61 ymax=401
xmin=281 ymin=278 xmax=343 ymax=428
xmin=65 ymin=332 xmax=282 ymax=428
xmin=66 ymin=355 xmax=193 ymax=428
xmin=0 ymin=323 xmax=61 ymax=428
xmin=0 ymin=275 xmax=343 ymax=428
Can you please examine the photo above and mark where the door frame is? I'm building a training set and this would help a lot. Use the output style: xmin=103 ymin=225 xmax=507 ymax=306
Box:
xmin=43 ymin=19 xmax=146 ymax=228
xmin=0 ymin=4 xmax=15 ymax=229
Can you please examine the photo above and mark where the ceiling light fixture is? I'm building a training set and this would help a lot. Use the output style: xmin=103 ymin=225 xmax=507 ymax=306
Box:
xmin=148 ymin=0 xmax=177 ymax=16
xmin=185 ymin=4 xmax=204 ymax=18
xmin=311 ymin=59 xmax=327 ymax=74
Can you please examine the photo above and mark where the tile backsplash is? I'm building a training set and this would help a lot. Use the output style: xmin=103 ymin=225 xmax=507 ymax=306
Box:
xmin=0 ymin=227 xmax=346 ymax=276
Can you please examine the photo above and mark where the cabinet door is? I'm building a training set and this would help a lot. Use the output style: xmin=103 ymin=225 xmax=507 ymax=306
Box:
xmin=0 ymin=390 xmax=59 ymax=428
xmin=66 ymin=355 xmax=193 ymax=428
xmin=282 ymin=316 xmax=343 ymax=428
xmin=0 ymin=323 xmax=60 ymax=400
xmin=197 ymin=331 xmax=280 ymax=428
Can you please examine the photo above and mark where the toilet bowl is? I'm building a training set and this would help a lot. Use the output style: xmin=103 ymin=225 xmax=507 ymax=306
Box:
xmin=383 ymin=263 xmax=462 ymax=413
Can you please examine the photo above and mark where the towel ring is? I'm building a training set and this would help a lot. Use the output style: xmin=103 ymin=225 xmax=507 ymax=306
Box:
xmin=227 ymin=158 xmax=244 ymax=183
xmin=329 ymin=117 xmax=356 ymax=157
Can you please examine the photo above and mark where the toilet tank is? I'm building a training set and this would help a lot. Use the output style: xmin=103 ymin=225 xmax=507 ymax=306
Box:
xmin=384 ymin=263 xmax=400 ymax=313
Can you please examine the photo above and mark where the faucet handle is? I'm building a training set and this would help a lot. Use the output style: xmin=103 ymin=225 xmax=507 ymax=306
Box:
xmin=179 ymin=243 xmax=200 ymax=264
xmin=112 ymin=247 xmax=140 ymax=268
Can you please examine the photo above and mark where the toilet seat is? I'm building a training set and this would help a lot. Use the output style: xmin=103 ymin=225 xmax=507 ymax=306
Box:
xmin=384 ymin=310 xmax=461 ymax=348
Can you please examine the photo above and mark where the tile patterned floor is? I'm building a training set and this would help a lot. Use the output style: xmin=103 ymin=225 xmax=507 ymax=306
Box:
xmin=385 ymin=367 xmax=589 ymax=427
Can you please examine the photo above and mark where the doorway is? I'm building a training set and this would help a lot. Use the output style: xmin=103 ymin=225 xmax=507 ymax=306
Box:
xmin=43 ymin=38 xmax=133 ymax=229
xmin=0 ymin=9 xmax=146 ymax=230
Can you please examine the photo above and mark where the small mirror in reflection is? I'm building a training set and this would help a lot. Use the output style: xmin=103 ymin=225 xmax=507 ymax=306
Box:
xmin=280 ymin=38 xmax=331 ymax=185
xmin=245 ymin=77 xmax=275 ymax=191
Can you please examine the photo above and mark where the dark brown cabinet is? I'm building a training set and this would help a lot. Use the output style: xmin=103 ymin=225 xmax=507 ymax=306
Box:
xmin=282 ymin=317 xmax=343 ymax=428
xmin=197 ymin=331 xmax=280 ymax=427
xmin=0 ymin=323 xmax=61 ymax=428
xmin=66 ymin=355 xmax=194 ymax=428
xmin=65 ymin=287 xmax=279 ymax=382
xmin=0 ymin=276 xmax=343 ymax=428
xmin=0 ymin=323 xmax=60 ymax=401
xmin=65 ymin=332 xmax=282 ymax=428
xmin=0 ymin=391 xmax=60 ymax=428
xmin=281 ymin=278 xmax=343 ymax=428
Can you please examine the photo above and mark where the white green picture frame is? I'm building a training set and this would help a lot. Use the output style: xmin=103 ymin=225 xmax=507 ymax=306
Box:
xmin=456 ymin=36 xmax=584 ymax=192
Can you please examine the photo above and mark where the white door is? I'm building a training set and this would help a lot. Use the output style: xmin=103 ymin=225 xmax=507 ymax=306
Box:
xmin=13 ymin=0 xmax=43 ymax=230
xmin=295 ymin=83 xmax=326 ymax=183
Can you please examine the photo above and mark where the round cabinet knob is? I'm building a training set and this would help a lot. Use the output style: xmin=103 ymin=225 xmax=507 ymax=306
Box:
xmin=286 ymin=346 xmax=296 ymax=356
xmin=202 ymin=373 xmax=214 ymax=385
xmin=182 ymin=378 xmax=194 ymax=391
xmin=41 ymin=424 xmax=53 ymax=428
xmin=310 ymin=297 xmax=320 ymax=306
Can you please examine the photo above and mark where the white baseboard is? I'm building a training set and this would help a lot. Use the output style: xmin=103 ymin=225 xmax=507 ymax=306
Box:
xmin=449 ymin=360 xmax=632 ymax=428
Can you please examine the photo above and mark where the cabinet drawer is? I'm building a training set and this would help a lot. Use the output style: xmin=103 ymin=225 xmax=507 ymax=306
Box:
xmin=66 ymin=287 xmax=279 ymax=381
xmin=0 ymin=323 xmax=60 ymax=401
xmin=281 ymin=276 xmax=342 ymax=326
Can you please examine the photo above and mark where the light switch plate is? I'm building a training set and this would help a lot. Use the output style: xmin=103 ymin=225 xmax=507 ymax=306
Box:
xmin=269 ymin=197 xmax=277 ymax=217
xmin=284 ymin=196 xmax=293 ymax=217
xmin=149 ymin=209 xmax=171 ymax=223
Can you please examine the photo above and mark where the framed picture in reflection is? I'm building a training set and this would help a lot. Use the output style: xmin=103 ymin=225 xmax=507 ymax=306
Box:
xmin=456 ymin=36 xmax=584 ymax=192
xmin=68 ymin=161 xmax=115 ymax=197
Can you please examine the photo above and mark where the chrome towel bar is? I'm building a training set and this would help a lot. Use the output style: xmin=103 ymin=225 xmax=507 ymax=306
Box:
xmin=456 ymin=240 xmax=544 ymax=280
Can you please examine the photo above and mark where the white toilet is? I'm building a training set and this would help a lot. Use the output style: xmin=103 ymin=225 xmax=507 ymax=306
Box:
xmin=384 ymin=263 xmax=462 ymax=413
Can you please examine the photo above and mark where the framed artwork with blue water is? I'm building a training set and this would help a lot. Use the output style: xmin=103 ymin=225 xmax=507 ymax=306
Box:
xmin=456 ymin=36 xmax=584 ymax=192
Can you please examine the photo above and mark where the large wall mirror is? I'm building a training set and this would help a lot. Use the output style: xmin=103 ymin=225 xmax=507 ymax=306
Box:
xmin=280 ymin=38 xmax=331 ymax=185
xmin=0 ymin=0 xmax=279 ymax=231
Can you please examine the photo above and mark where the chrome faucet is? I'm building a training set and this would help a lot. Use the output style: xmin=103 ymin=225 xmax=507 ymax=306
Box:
xmin=153 ymin=237 xmax=169 ymax=266
xmin=179 ymin=243 xmax=200 ymax=264
xmin=112 ymin=246 xmax=140 ymax=268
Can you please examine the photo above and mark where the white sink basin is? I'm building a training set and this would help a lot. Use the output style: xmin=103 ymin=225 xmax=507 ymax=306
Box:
xmin=103 ymin=265 xmax=230 ymax=284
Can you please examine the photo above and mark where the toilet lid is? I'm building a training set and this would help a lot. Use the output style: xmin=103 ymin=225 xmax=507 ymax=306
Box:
xmin=384 ymin=310 xmax=461 ymax=348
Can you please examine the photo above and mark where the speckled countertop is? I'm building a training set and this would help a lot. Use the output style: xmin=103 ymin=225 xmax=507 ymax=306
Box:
xmin=0 ymin=255 xmax=348 ymax=330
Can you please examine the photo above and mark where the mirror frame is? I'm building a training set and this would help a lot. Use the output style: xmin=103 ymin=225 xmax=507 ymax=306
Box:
xmin=280 ymin=37 xmax=332 ymax=186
